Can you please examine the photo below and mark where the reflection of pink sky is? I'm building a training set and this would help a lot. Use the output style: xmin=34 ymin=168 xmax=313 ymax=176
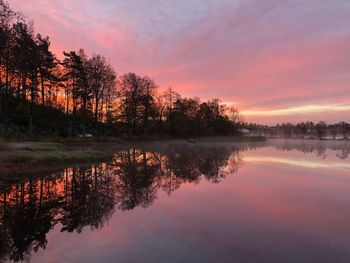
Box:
xmin=10 ymin=0 xmax=350 ymax=124
xmin=32 ymin=147 xmax=350 ymax=262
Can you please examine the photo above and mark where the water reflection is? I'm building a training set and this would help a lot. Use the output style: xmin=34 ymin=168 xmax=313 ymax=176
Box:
xmin=0 ymin=140 xmax=349 ymax=262
xmin=0 ymin=166 xmax=116 ymax=262
xmin=269 ymin=139 xmax=350 ymax=159
xmin=0 ymin=145 xmax=244 ymax=262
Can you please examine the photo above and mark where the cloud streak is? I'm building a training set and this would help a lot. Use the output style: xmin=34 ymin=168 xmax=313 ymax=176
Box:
xmin=242 ymin=104 xmax=350 ymax=116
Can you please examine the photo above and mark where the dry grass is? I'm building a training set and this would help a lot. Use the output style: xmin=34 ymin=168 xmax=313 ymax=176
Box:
xmin=0 ymin=142 xmax=110 ymax=166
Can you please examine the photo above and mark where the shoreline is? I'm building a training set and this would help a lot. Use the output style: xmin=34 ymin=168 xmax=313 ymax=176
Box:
xmin=1 ymin=137 xmax=349 ymax=176
xmin=0 ymin=137 xmax=265 ymax=173
xmin=0 ymin=142 xmax=112 ymax=169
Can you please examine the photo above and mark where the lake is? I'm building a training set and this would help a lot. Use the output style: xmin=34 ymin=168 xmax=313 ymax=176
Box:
xmin=1 ymin=140 xmax=350 ymax=263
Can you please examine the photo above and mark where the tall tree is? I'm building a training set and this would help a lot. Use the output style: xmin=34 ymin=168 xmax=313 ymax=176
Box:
xmin=140 ymin=76 xmax=157 ymax=135
xmin=87 ymin=55 xmax=116 ymax=131
xmin=163 ymin=87 xmax=180 ymax=135
xmin=118 ymin=73 xmax=143 ymax=135
xmin=12 ymin=21 xmax=40 ymax=135
xmin=62 ymin=50 xmax=91 ymax=136
xmin=36 ymin=34 xmax=56 ymax=106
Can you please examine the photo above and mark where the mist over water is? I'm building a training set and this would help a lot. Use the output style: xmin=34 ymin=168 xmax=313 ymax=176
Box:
xmin=1 ymin=140 xmax=350 ymax=263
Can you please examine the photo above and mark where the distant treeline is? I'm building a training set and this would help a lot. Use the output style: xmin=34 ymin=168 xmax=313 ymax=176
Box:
xmin=246 ymin=121 xmax=350 ymax=140
xmin=0 ymin=1 xmax=241 ymax=139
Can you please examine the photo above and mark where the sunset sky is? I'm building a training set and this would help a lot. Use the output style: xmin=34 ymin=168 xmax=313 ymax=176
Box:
xmin=10 ymin=0 xmax=350 ymax=124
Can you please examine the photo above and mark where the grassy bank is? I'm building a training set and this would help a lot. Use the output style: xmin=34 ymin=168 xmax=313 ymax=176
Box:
xmin=0 ymin=137 xmax=265 ymax=174
xmin=47 ymin=135 xmax=267 ymax=143
xmin=0 ymin=142 xmax=111 ymax=166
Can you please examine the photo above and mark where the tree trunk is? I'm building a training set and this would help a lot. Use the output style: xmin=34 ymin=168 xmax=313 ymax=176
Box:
xmin=29 ymin=91 xmax=34 ymax=137
xmin=95 ymin=97 xmax=99 ymax=133
xmin=40 ymin=69 xmax=45 ymax=106
xmin=22 ymin=75 xmax=27 ymax=100
xmin=0 ymin=92 xmax=2 ymax=133
xmin=29 ymin=108 xmax=33 ymax=137
xmin=17 ymin=78 xmax=21 ymax=98
xmin=82 ymin=97 xmax=86 ymax=138
xmin=28 ymin=76 xmax=34 ymax=137
xmin=132 ymin=99 xmax=137 ymax=135
xmin=143 ymin=103 xmax=149 ymax=136
xmin=1 ymin=67 xmax=10 ymax=132
xmin=5 ymin=66 xmax=9 ymax=94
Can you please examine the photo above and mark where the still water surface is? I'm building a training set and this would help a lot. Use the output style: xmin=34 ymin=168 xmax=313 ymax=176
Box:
xmin=1 ymin=140 xmax=350 ymax=263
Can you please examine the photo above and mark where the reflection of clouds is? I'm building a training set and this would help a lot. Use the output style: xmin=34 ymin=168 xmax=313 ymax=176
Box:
xmin=245 ymin=156 xmax=350 ymax=170
xmin=227 ymin=152 xmax=244 ymax=175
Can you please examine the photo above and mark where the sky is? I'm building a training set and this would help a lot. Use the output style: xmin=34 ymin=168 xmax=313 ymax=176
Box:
xmin=10 ymin=0 xmax=350 ymax=124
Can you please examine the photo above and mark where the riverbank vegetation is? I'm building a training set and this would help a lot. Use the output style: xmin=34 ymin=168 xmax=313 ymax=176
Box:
xmin=0 ymin=136 xmax=266 ymax=167
xmin=0 ymin=142 xmax=110 ymax=167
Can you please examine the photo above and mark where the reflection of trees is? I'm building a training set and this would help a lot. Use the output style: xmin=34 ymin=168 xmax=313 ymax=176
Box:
xmin=0 ymin=145 xmax=245 ymax=262
xmin=336 ymin=148 xmax=350 ymax=160
xmin=0 ymin=176 xmax=63 ymax=262
xmin=271 ymin=140 xmax=350 ymax=160
xmin=113 ymin=149 xmax=158 ymax=211
xmin=60 ymin=165 xmax=116 ymax=233
xmin=163 ymin=146 xmax=240 ymax=184
xmin=0 ymin=166 xmax=117 ymax=262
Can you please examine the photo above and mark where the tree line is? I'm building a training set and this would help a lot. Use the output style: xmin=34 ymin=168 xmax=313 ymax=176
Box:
xmin=0 ymin=1 xmax=241 ymax=138
xmin=245 ymin=121 xmax=350 ymax=140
